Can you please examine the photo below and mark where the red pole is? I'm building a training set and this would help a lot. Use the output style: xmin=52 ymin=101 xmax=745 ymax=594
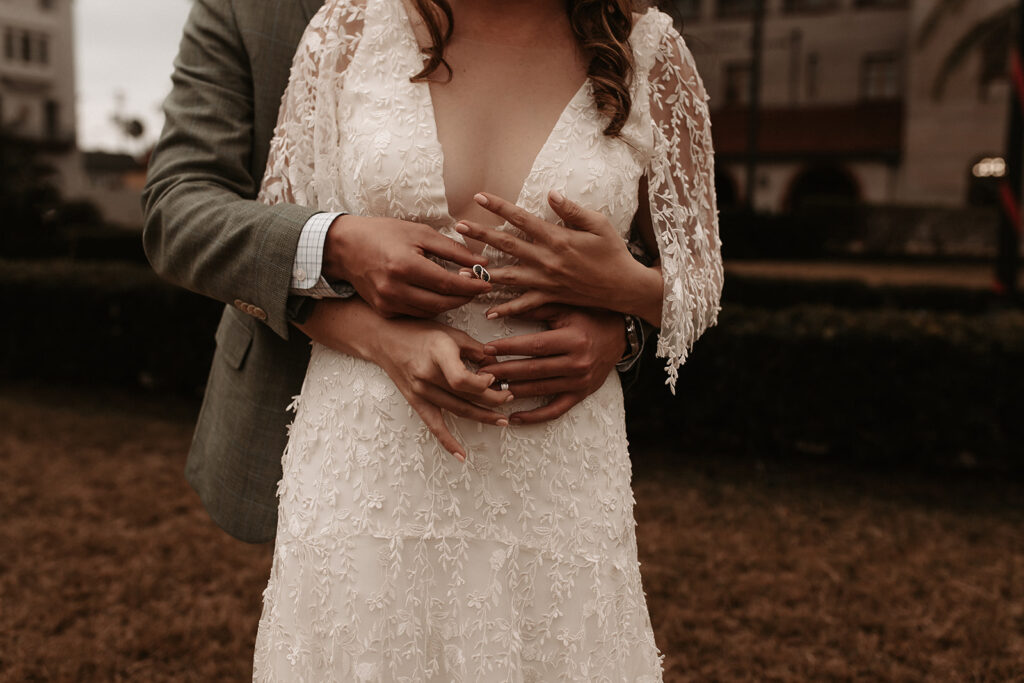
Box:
xmin=996 ymin=0 xmax=1024 ymax=296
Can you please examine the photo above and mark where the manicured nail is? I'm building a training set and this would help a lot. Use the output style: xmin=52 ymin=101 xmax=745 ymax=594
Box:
xmin=487 ymin=311 xmax=501 ymax=320
xmin=510 ymin=417 xmax=523 ymax=425
xmin=481 ymin=373 xmax=495 ymax=385
xmin=496 ymin=418 xmax=509 ymax=427
xmin=453 ymin=451 xmax=466 ymax=462
xmin=455 ymin=222 xmax=469 ymax=233
xmin=549 ymin=190 xmax=564 ymax=205
xmin=504 ymin=394 xmax=516 ymax=404
xmin=483 ymin=345 xmax=498 ymax=355
xmin=458 ymin=270 xmax=472 ymax=278
xmin=474 ymin=193 xmax=488 ymax=206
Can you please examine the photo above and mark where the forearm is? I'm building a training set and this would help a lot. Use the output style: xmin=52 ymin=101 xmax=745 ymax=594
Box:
xmin=612 ymin=262 xmax=663 ymax=328
xmin=292 ymin=297 xmax=388 ymax=363
xmin=144 ymin=175 xmax=317 ymax=328
xmin=141 ymin=0 xmax=317 ymax=338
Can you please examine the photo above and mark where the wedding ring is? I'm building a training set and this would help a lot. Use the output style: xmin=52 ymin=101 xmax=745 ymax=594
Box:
xmin=472 ymin=264 xmax=491 ymax=282
xmin=498 ymin=380 xmax=510 ymax=392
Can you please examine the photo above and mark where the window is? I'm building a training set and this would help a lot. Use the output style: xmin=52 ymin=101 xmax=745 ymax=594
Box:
xmin=861 ymin=52 xmax=901 ymax=100
xmin=4 ymin=29 xmax=13 ymax=61
xmin=20 ymin=32 xmax=31 ymax=61
xmin=717 ymin=0 xmax=757 ymax=19
xmin=724 ymin=61 xmax=752 ymax=105
xmin=784 ymin=0 xmax=839 ymax=13
xmin=806 ymin=52 xmax=819 ymax=99
xmin=45 ymin=100 xmax=59 ymax=139
xmin=39 ymin=0 xmax=56 ymax=9
xmin=37 ymin=35 xmax=49 ymax=64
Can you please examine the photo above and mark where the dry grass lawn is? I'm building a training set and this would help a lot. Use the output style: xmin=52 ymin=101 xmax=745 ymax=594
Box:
xmin=0 ymin=384 xmax=1021 ymax=682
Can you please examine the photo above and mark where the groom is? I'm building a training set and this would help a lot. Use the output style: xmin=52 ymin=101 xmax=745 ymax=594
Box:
xmin=142 ymin=0 xmax=636 ymax=544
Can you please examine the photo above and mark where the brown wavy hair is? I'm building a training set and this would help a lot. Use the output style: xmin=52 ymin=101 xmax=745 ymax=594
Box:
xmin=408 ymin=0 xmax=640 ymax=137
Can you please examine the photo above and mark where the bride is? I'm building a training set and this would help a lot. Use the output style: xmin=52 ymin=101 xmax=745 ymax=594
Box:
xmin=252 ymin=0 xmax=721 ymax=679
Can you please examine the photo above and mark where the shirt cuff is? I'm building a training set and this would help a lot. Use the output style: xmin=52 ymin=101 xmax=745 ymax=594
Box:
xmin=290 ymin=211 xmax=355 ymax=299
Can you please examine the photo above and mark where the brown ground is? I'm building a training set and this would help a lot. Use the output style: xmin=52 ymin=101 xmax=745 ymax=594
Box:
xmin=0 ymin=384 xmax=1021 ymax=682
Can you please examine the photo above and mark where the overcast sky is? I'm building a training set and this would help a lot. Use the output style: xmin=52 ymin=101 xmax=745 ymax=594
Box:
xmin=75 ymin=0 xmax=193 ymax=152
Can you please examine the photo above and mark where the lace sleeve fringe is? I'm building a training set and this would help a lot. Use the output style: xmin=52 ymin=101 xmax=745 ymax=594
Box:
xmin=644 ymin=25 xmax=724 ymax=393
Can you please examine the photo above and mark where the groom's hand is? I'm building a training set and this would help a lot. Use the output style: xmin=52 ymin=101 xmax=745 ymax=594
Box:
xmin=479 ymin=305 xmax=626 ymax=424
xmin=323 ymin=214 xmax=491 ymax=318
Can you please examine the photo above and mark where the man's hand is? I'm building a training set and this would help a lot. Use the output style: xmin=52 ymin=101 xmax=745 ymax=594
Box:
xmin=479 ymin=305 xmax=626 ymax=425
xmin=324 ymin=214 xmax=491 ymax=318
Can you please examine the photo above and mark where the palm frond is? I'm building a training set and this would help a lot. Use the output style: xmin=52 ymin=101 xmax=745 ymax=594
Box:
xmin=930 ymin=6 xmax=1015 ymax=100
xmin=916 ymin=0 xmax=969 ymax=49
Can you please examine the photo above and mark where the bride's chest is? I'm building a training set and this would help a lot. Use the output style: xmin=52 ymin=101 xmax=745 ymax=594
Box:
xmin=320 ymin=0 xmax=652 ymax=248
xmin=428 ymin=46 xmax=587 ymax=222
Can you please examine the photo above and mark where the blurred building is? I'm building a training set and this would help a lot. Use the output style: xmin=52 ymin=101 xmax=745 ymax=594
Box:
xmin=677 ymin=0 xmax=1011 ymax=212
xmin=0 ymin=0 xmax=77 ymax=172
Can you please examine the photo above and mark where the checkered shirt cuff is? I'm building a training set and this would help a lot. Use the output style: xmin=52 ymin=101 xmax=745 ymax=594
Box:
xmin=290 ymin=212 xmax=356 ymax=299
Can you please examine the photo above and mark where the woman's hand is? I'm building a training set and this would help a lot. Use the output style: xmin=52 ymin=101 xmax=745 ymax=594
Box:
xmin=297 ymin=298 xmax=513 ymax=462
xmin=454 ymin=190 xmax=664 ymax=325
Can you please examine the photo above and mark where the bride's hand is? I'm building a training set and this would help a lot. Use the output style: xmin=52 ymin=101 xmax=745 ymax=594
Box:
xmin=298 ymin=298 xmax=513 ymax=462
xmin=373 ymin=318 xmax=516 ymax=461
xmin=454 ymin=190 xmax=663 ymax=325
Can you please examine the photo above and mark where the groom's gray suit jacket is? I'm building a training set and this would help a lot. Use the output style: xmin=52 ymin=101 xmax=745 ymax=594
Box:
xmin=142 ymin=0 xmax=328 ymax=544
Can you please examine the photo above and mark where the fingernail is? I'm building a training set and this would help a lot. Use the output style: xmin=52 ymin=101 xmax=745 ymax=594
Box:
xmin=481 ymin=374 xmax=495 ymax=385
xmin=474 ymin=193 xmax=488 ymax=206
xmin=455 ymin=222 xmax=469 ymax=233
xmin=504 ymin=394 xmax=516 ymax=403
xmin=483 ymin=345 xmax=497 ymax=355
xmin=549 ymin=190 xmax=564 ymax=204
xmin=486 ymin=311 xmax=499 ymax=320
xmin=454 ymin=451 xmax=466 ymax=462
xmin=510 ymin=417 xmax=522 ymax=425
xmin=458 ymin=270 xmax=472 ymax=278
xmin=496 ymin=418 xmax=509 ymax=427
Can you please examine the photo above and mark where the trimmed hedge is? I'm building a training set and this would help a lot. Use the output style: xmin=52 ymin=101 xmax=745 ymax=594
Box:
xmin=2 ymin=259 xmax=1022 ymax=468
xmin=624 ymin=305 xmax=1024 ymax=470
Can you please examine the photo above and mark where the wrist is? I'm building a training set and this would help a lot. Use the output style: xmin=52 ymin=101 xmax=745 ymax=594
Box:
xmin=322 ymin=213 xmax=357 ymax=282
xmin=621 ymin=260 xmax=663 ymax=326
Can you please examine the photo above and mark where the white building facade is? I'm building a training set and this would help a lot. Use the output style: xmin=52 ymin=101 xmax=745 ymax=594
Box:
xmin=676 ymin=0 xmax=1011 ymax=212
xmin=0 ymin=0 xmax=76 ymax=147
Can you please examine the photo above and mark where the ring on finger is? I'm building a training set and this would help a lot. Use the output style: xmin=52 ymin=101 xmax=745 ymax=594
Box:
xmin=494 ymin=380 xmax=509 ymax=392
xmin=472 ymin=264 xmax=491 ymax=282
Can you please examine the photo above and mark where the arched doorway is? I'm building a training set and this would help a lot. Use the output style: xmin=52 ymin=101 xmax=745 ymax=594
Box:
xmin=784 ymin=165 xmax=860 ymax=212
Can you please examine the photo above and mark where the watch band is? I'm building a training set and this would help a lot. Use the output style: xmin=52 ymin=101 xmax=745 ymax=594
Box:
xmin=616 ymin=314 xmax=644 ymax=372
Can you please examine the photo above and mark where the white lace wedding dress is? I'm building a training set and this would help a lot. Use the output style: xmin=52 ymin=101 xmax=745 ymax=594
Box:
xmin=252 ymin=0 xmax=722 ymax=680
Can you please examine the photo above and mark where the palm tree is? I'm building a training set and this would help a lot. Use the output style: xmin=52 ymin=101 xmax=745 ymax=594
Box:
xmin=916 ymin=0 xmax=1014 ymax=100
xmin=918 ymin=0 xmax=1021 ymax=295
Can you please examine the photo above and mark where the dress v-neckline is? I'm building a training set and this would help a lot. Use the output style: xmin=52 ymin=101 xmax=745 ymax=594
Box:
xmin=392 ymin=0 xmax=590 ymax=229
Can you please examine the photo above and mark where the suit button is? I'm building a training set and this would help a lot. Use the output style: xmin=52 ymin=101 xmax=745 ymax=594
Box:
xmin=252 ymin=307 xmax=268 ymax=321
xmin=233 ymin=299 xmax=245 ymax=311
xmin=294 ymin=267 xmax=307 ymax=282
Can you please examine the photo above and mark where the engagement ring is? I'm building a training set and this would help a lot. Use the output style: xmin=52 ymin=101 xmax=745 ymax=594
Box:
xmin=472 ymin=264 xmax=491 ymax=282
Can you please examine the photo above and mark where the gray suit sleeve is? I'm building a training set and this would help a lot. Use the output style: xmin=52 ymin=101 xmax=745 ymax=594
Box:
xmin=141 ymin=0 xmax=318 ymax=339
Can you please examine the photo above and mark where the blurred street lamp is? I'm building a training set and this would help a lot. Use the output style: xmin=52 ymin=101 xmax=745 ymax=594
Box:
xmin=972 ymin=157 xmax=1008 ymax=178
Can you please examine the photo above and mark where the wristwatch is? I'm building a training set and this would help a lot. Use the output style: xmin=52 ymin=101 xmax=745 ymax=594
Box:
xmin=615 ymin=314 xmax=644 ymax=372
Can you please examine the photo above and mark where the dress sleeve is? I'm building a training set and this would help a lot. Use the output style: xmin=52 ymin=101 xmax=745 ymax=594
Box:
xmin=644 ymin=26 xmax=724 ymax=393
xmin=258 ymin=1 xmax=363 ymax=208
